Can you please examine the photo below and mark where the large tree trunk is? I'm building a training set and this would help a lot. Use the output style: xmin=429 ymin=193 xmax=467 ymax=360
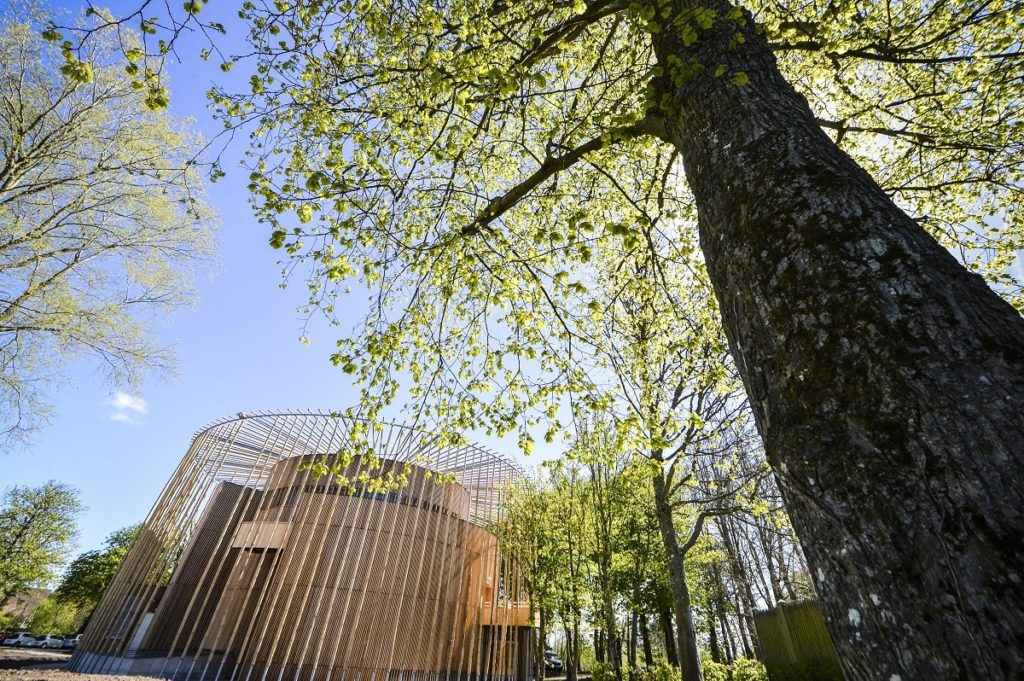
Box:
xmin=652 ymin=1 xmax=1024 ymax=678
xmin=652 ymin=471 xmax=703 ymax=681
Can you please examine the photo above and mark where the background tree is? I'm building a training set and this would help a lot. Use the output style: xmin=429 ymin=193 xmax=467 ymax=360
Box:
xmin=575 ymin=426 xmax=631 ymax=681
xmin=546 ymin=459 xmax=592 ymax=681
xmin=26 ymin=596 xmax=77 ymax=634
xmin=576 ymin=241 xmax=760 ymax=681
xmin=54 ymin=523 xmax=140 ymax=628
xmin=0 ymin=586 xmax=50 ymax=629
xmin=0 ymin=10 xmax=216 ymax=447
xmin=0 ymin=481 xmax=82 ymax=607
xmin=496 ymin=476 xmax=559 ymax=680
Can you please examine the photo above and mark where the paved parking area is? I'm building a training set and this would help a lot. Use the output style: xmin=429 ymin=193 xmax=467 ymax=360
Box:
xmin=0 ymin=647 xmax=71 ymax=670
xmin=0 ymin=646 xmax=167 ymax=680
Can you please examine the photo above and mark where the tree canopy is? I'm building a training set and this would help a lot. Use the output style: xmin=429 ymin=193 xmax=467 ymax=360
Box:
xmin=0 ymin=481 xmax=82 ymax=607
xmin=55 ymin=523 xmax=140 ymax=610
xmin=191 ymin=0 xmax=1022 ymax=445
xmin=0 ymin=9 xmax=217 ymax=447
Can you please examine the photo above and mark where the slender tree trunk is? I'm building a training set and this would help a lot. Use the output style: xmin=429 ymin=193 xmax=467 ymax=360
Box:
xmin=756 ymin=521 xmax=785 ymax=605
xmin=595 ymin=629 xmax=605 ymax=664
xmin=539 ymin=610 xmax=547 ymax=681
xmin=640 ymin=616 xmax=654 ymax=666
xmin=628 ymin=610 xmax=639 ymax=669
xmin=717 ymin=518 xmax=760 ymax=658
xmin=572 ymin=617 xmax=581 ymax=681
xmin=660 ymin=609 xmax=679 ymax=667
xmin=597 ymin=599 xmax=619 ymax=678
xmin=652 ymin=1 xmax=1024 ymax=677
xmin=732 ymin=593 xmax=755 ymax=659
xmin=707 ymin=608 xmax=721 ymax=664
xmin=563 ymin=618 xmax=577 ymax=681
xmin=606 ymin=601 xmax=621 ymax=679
xmin=718 ymin=610 xmax=735 ymax=663
xmin=652 ymin=471 xmax=703 ymax=681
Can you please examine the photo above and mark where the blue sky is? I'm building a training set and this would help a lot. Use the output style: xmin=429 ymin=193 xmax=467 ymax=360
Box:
xmin=1 ymin=0 xmax=550 ymax=561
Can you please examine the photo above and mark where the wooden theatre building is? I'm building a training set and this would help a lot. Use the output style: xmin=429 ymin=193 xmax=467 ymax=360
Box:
xmin=69 ymin=413 xmax=533 ymax=681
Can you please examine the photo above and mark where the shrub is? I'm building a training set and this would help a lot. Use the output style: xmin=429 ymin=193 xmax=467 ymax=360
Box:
xmin=701 ymin=657 xmax=732 ymax=681
xmin=634 ymin=663 xmax=680 ymax=681
xmin=731 ymin=658 xmax=768 ymax=681
xmin=591 ymin=662 xmax=618 ymax=681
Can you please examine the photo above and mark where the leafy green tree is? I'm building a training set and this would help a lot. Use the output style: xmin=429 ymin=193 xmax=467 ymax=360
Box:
xmin=577 ymin=429 xmax=632 ymax=681
xmin=26 ymin=596 xmax=77 ymax=635
xmin=55 ymin=524 xmax=140 ymax=612
xmin=546 ymin=459 xmax=593 ymax=681
xmin=497 ymin=475 xmax=560 ymax=679
xmin=575 ymin=243 xmax=757 ymax=681
xmin=0 ymin=482 xmax=82 ymax=606
xmin=0 ymin=11 xmax=216 ymax=447
xmin=69 ymin=0 xmax=1024 ymax=675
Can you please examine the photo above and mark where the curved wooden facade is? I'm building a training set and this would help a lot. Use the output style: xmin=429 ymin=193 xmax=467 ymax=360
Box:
xmin=69 ymin=414 xmax=531 ymax=681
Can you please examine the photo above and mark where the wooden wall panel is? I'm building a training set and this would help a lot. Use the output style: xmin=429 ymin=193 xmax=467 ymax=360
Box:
xmin=221 ymin=458 xmax=530 ymax=680
xmin=138 ymin=483 xmax=259 ymax=657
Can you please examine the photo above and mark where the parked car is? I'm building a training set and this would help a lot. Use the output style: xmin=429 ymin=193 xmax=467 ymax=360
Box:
xmin=26 ymin=634 xmax=64 ymax=648
xmin=61 ymin=635 xmax=81 ymax=649
xmin=2 ymin=632 xmax=35 ymax=646
xmin=544 ymin=649 xmax=564 ymax=675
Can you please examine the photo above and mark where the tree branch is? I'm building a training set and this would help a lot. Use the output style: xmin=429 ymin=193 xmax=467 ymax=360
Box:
xmin=462 ymin=116 xmax=663 ymax=236
xmin=680 ymin=506 xmax=740 ymax=556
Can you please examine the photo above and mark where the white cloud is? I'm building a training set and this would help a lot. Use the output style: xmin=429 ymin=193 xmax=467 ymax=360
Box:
xmin=106 ymin=391 xmax=149 ymax=424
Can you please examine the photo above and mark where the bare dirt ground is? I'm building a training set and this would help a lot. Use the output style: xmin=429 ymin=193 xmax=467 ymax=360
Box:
xmin=0 ymin=647 xmax=166 ymax=681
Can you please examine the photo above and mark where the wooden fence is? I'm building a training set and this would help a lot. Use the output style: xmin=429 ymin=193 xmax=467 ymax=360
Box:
xmin=753 ymin=600 xmax=844 ymax=680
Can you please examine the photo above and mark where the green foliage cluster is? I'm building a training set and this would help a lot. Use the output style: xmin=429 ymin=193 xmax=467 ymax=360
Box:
xmin=701 ymin=657 xmax=767 ymax=681
xmin=592 ymin=662 xmax=623 ymax=681
xmin=191 ymin=0 xmax=1024 ymax=461
xmin=55 ymin=524 xmax=140 ymax=610
xmin=629 ymin=662 xmax=686 ymax=681
xmin=0 ymin=10 xmax=217 ymax=447
xmin=0 ymin=482 xmax=82 ymax=607
xmin=26 ymin=596 xmax=78 ymax=634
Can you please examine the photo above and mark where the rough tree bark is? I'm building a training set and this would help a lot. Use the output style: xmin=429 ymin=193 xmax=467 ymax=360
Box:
xmin=650 ymin=0 xmax=1024 ymax=677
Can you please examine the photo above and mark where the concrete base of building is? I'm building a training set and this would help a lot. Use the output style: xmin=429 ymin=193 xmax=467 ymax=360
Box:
xmin=69 ymin=650 xmax=228 ymax=680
